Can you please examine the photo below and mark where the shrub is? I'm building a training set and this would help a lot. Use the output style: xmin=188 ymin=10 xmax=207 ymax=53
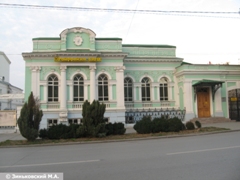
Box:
xmin=167 ymin=117 xmax=183 ymax=132
xmin=105 ymin=123 xmax=114 ymax=135
xmin=186 ymin=121 xmax=195 ymax=130
xmin=113 ymin=122 xmax=126 ymax=135
xmin=39 ymin=128 xmax=48 ymax=139
xmin=47 ymin=124 xmax=70 ymax=139
xmin=80 ymin=100 xmax=107 ymax=137
xmin=151 ymin=117 xmax=169 ymax=133
xmin=195 ymin=121 xmax=202 ymax=128
xmin=17 ymin=92 xmax=43 ymax=141
xmin=106 ymin=122 xmax=126 ymax=135
xmin=133 ymin=116 xmax=152 ymax=134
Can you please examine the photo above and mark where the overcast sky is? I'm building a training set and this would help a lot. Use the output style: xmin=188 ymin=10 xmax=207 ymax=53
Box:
xmin=0 ymin=0 xmax=240 ymax=90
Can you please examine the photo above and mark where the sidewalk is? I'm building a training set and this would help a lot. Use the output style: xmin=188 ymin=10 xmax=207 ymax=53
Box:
xmin=0 ymin=121 xmax=240 ymax=143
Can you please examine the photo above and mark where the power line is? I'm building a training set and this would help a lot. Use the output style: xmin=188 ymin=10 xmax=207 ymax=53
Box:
xmin=125 ymin=0 xmax=139 ymax=40
xmin=0 ymin=3 xmax=239 ymax=15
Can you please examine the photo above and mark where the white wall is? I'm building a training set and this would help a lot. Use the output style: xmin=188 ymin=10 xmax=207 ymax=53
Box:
xmin=0 ymin=51 xmax=10 ymax=82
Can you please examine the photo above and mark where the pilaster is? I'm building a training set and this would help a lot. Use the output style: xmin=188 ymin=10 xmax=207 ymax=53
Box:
xmin=30 ymin=66 xmax=41 ymax=98
xmin=89 ymin=66 xmax=96 ymax=102
xmin=115 ymin=66 xmax=125 ymax=109
xmin=60 ymin=66 xmax=67 ymax=110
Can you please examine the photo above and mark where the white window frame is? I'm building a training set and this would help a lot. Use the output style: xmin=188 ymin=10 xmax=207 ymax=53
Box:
xmin=124 ymin=77 xmax=133 ymax=102
xmin=47 ymin=74 xmax=59 ymax=102
xmin=73 ymin=74 xmax=84 ymax=102
xmin=47 ymin=119 xmax=58 ymax=128
xmin=98 ymin=74 xmax=109 ymax=101
xmin=68 ymin=118 xmax=81 ymax=125
xmin=159 ymin=77 xmax=169 ymax=101
xmin=141 ymin=77 xmax=151 ymax=101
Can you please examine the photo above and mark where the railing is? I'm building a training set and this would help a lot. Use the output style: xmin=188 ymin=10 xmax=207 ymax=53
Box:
xmin=125 ymin=102 xmax=134 ymax=108
xmin=125 ymin=107 xmax=186 ymax=124
xmin=46 ymin=103 xmax=60 ymax=109
xmin=142 ymin=103 xmax=152 ymax=108
xmin=125 ymin=101 xmax=174 ymax=109
xmin=70 ymin=102 xmax=116 ymax=109
xmin=72 ymin=103 xmax=83 ymax=109
xmin=160 ymin=101 xmax=171 ymax=107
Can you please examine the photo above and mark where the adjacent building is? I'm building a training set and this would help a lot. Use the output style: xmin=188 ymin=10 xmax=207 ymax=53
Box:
xmin=0 ymin=51 xmax=23 ymax=110
xmin=22 ymin=27 xmax=240 ymax=129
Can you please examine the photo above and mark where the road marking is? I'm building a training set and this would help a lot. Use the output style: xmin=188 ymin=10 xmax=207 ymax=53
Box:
xmin=167 ymin=145 xmax=240 ymax=155
xmin=0 ymin=159 xmax=100 ymax=168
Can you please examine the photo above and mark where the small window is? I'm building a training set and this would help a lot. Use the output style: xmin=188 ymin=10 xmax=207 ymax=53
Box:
xmin=68 ymin=119 xmax=81 ymax=125
xmin=48 ymin=119 xmax=58 ymax=128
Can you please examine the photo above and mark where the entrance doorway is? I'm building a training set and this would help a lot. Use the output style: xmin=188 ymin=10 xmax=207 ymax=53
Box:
xmin=228 ymin=89 xmax=240 ymax=121
xmin=197 ymin=88 xmax=211 ymax=118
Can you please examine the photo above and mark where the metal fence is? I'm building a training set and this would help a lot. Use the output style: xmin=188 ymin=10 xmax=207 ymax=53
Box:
xmin=125 ymin=108 xmax=186 ymax=124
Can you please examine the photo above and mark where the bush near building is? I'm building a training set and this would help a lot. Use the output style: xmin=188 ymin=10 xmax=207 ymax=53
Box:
xmin=17 ymin=92 xmax=43 ymax=141
xmin=105 ymin=122 xmax=126 ymax=135
xmin=186 ymin=121 xmax=195 ymax=130
xmin=39 ymin=100 xmax=126 ymax=139
xmin=134 ymin=116 xmax=186 ymax=134
xmin=133 ymin=116 xmax=152 ymax=134
xmin=195 ymin=121 xmax=202 ymax=128
xmin=76 ymin=100 xmax=107 ymax=137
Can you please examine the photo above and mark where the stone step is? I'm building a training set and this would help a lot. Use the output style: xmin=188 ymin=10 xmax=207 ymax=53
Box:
xmin=189 ymin=117 xmax=234 ymax=124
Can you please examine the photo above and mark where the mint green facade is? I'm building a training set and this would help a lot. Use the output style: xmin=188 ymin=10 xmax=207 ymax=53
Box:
xmin=22 ymin=27 xmax=240 ymax=129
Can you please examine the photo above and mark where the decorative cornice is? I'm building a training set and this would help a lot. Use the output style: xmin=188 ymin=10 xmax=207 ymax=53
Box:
xmin=22 ymin=52 xmax=101 ymax=58
xmin=101 ymin=53 xmax=128 ymax=58
xmin=114 ymin=66 xmax=125 ymax=72
xmin=124 ymin=58 xmax=183 ymax=62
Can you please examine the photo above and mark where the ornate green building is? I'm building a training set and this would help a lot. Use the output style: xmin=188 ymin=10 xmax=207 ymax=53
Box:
xmin=22 ymin=27 xmax=240 ymax=129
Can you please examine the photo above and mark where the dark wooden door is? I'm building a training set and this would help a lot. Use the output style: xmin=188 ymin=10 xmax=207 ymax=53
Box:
xmin=197 ymin=88 xmax=210 ymax=118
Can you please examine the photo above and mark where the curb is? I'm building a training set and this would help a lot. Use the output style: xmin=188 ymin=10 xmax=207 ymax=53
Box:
xmin=1 ymin=129 xmax=240 ymax=148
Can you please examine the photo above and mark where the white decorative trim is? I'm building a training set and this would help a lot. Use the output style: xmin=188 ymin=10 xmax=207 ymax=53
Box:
xmin=44 ymin=72 xmax=61 ymax=81
xmin=70 ymin=72 xmax=87 ymax=80
xmin=138 ymin=75 xmax=154 ymax=83
xmin=114 ymin=66 xmax=125 ymax=72
xmin=89 ymin=66 xmax=96 ymax=72
xmin=95 ymin=71 xmax=112 ymax=80
xmin=124 ymin=74 xmax=136 ymax=83
xmin=73 ymin=35 xmax=83 ymax=46
xmin=157 ymin=75 xmax=172 ymax=82
xmin=60 ymin=27 xmax=96 ymax=42
xmin=124 ymin=58 xmax=183 ymax=62
xmin=30 ymin=66 xmax=41 ymax=72
xmin=60 ymin=66 xmax=67 ymax=72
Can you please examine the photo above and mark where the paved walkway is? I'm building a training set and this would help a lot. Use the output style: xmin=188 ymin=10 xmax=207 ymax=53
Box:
xmin=0 ymin=121 xmax=240 ymax=143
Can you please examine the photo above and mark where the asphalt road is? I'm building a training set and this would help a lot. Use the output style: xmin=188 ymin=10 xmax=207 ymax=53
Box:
xmin=0 ymin=132 xmax=240 ymax=180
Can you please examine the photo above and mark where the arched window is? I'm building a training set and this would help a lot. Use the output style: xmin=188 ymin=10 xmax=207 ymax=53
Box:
xmin=48 ymin=74 xmax=58 ymax=102
xmin=159 ymin=77 xmax=168 ymax=101
xmin=124 ymin=77 xmax=133 ymax=101
xmin=98 ymin=74 xmax=108 ymax=101
xmin=141 ymin=77 xmax=151 ymax=101
xmin=73 ymin=74 xmax=84 ymax=101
